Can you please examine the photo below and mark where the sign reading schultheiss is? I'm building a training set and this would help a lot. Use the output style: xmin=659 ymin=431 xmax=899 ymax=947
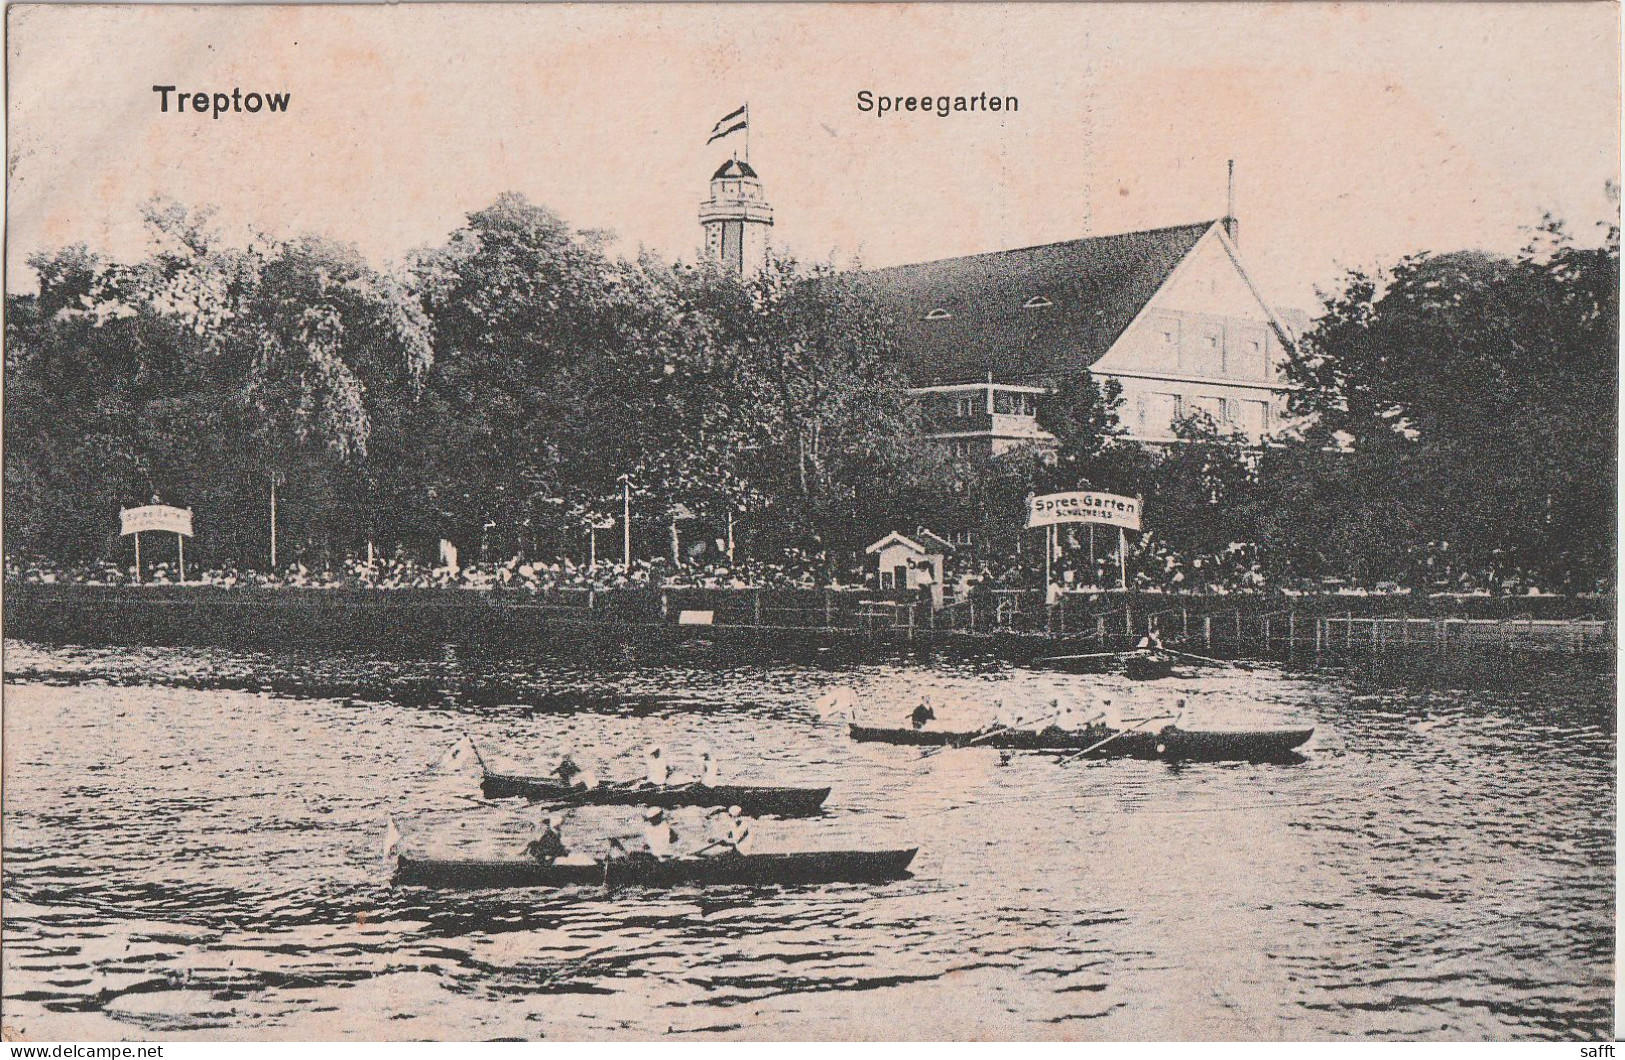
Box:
xmin=120 ymin=504 xmax=194 ymax=537
xmin=1026 ymin=491 xmax=1142 ymax=531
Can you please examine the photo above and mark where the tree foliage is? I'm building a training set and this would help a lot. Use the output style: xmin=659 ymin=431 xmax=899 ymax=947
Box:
xmin=6 ymin=195 xmax=1615 ymax=594
xmin=1278 ymin=215 xmax=1618 ymax=589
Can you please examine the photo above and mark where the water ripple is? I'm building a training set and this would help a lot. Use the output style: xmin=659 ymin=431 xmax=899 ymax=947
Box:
xmin=2 ymin=639 xmax=1612 ymax=1040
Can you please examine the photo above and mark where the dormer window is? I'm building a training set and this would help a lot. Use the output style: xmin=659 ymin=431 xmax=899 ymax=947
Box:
xmin=1022 ymin=296 xmax=1053 ymax=309
xmin=924 ymin=308 xmax=952 ymax=321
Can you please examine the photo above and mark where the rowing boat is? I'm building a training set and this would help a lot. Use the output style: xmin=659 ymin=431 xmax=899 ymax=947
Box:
xmin=479 ymin=773 xmax=831 ymax=817
xmin=1032 ymin=649 xmax=1180 ymax=680
xmin=392 ymin=848 xmax=918 ymax=889
xmin=848 ymin=722 xmax=1312 ymax=762
xmin=1030 ymin=650 xmax=1118 ymax=674
xmin=1123 ymin=651 xmax=1177 ymax=681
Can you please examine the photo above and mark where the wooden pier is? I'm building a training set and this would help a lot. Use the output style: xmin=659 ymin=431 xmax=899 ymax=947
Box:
xmin=2 ymin=583 xmax=1613 ymax=660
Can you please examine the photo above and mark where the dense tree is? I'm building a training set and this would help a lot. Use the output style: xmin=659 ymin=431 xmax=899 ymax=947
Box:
xmin=401 ymin=194 xmax=633 ymax=555
xmin=690 ymin=257 xmax=949 ymax=559
xmin=1034 ymin=365 xmax=1127 ymax=486
xmin=1138 ymin=412 xmax=1256 ymax=561
xmin=6 ymin=195 xmax=1614 ymax=595
xmin=1280 ymin=215 xmax=1618 ymax=589
xmin=5 ymin=200 xmax=433 ymax=568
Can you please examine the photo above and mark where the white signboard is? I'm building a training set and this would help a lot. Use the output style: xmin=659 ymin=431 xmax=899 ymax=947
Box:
xmin=120 ymin=504 xmax=193 ymax=537
xmin=1026 ymin=491 xmax=1142 ymax=531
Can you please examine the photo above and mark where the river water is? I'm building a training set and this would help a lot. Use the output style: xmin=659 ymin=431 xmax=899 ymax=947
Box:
xmin=1 ymin=639 xmax=1614 ymax=1040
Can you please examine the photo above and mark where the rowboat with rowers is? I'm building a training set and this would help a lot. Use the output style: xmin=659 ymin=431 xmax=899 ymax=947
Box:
xmin=392 ymin=847 xmax=918 ymax=890
xmin=1031 ymin=632 xmax=1254 ymax=682
xmin=479 ymin=772 xmax=831 ymax=817
xmin=1030 ymin=648 xmax=1179 ymax=678
xmin=447 ymin=735 xmax=832 ymax=817
xmin=848 ymin=719 xmax=1313 ymax=763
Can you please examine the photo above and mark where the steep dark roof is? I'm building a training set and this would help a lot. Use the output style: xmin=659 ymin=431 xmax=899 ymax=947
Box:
xmin=712 ymin=158 xmax=759 ymax=180
xmin=852 ymin=221 xmax=1216 ymax=385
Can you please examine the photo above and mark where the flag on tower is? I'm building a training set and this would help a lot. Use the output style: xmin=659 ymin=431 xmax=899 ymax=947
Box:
xmin=707 ymin=104 xmax=748 ymax=144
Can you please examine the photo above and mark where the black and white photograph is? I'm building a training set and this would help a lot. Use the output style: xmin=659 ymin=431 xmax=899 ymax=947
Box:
xmin=1 ymin=1 xmax=1619 ymax=1043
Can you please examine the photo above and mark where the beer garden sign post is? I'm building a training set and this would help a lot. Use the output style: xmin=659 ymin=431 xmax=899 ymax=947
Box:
xmin=120 ymin=504 xmax=194 ymax=584
xmin=1026 ymin=491 xmax=1144 ymax=596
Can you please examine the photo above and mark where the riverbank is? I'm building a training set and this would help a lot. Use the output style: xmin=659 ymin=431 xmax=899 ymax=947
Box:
xmin=2 ymin=582 xmax=1613 ymax=660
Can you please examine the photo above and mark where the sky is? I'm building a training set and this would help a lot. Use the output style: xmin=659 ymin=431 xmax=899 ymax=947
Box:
xmin=6 ymin=2 xmax=1620 ymax=311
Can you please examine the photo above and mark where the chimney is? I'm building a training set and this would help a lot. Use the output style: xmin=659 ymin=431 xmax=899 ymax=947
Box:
xmin=1222 ymin=159 xmax=1240 ymax=247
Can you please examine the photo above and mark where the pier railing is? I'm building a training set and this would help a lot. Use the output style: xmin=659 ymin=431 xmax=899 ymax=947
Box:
xmin=3 ymin=582 xmax=1614 ymax=657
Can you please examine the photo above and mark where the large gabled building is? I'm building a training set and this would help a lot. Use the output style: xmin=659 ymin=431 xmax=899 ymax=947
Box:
xmin=694 ymin=159 xmax=1303 ymax=453
xmin=850 ymin=218 xmax=1304 ymax=452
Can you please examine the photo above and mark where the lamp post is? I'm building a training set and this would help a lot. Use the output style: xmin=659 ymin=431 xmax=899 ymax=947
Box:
xmin=620 ymin=475 xmax=632 ymax=573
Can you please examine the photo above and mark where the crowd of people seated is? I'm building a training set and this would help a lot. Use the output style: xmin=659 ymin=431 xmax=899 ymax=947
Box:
xmin=0 ymin=551 xmax=857 ymax=595
xmin=4 ymin=543 xmax=1604 ymax=599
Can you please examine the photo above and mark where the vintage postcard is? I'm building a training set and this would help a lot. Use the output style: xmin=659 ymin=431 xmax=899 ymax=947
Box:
xmin=3 ymin=1 xmax=1619 ymax=1044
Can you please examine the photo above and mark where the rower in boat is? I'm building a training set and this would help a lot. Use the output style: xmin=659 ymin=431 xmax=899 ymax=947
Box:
xmin=642 ymin=806 xmax=679 ymax=859
xmin=909 ymin=700 xmax=937 ymax=730
xmin=1044 ymin=696 xmax=1104 ymax=734
xmin=1055 ymin=697 xmax=1090 ymax=731
xmin=554 ymin=754 xmax=598 ymax=790
xmin=644 ymin=745 xmax=671 ymax=787
xmin=525 ymin=813 xmax=568 ymax=865
xmin=992 ymin=700 xmax=1027 ymax=729
xmin=699 ymin=749 xmax=723 ymax=786
xmin=723 ymin=805 xmax=754 ymax=854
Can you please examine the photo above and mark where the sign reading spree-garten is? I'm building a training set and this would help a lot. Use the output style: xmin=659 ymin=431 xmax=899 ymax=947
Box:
xmin=1026 ymin=491 xmax=1142 ymax=532
xmin=120 ymin=504 xmax=194 ymax=538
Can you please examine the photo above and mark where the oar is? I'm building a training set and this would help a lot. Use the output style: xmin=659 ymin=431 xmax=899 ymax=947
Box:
xmin=464 ymin=732 xmax=490 ymax=776
xmin=690 ymin=838 xmax=733 ymax=857
xmin=919 ymin=705 xmax=1108 ymax=759
xmin=1164 ymin=647 xmax=1255 ymax=671
xmin=602 ymin=837 xmax=629 ymax=890
xmin=918 ymin=707 xmax=1062 ymax=759
xmin=1057 ymin=713 xmax=1178 ymax=766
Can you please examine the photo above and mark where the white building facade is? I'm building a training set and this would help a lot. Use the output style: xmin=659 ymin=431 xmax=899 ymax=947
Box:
xmin=850 ymin=218 xmax=1301 ymax=453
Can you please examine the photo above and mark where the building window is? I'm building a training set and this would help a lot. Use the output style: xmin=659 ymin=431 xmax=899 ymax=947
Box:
xmin=1141 ymin=393 xmax=1181 ymax=435
xmin=994 ymin=391 xmax=1039 ymax=417
xmin=1189 ymin=396 xmax=1225 ymax=424
xmin=924 ymin=308 xmax=952 ymax=321
xmin=1023 ymin=295 xmax=1053 ymax=309
xmin=1228 ymin=327 xmax=1269 ymax=379
xmin=1238 ymin=400 xmax=1270 ymax=435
